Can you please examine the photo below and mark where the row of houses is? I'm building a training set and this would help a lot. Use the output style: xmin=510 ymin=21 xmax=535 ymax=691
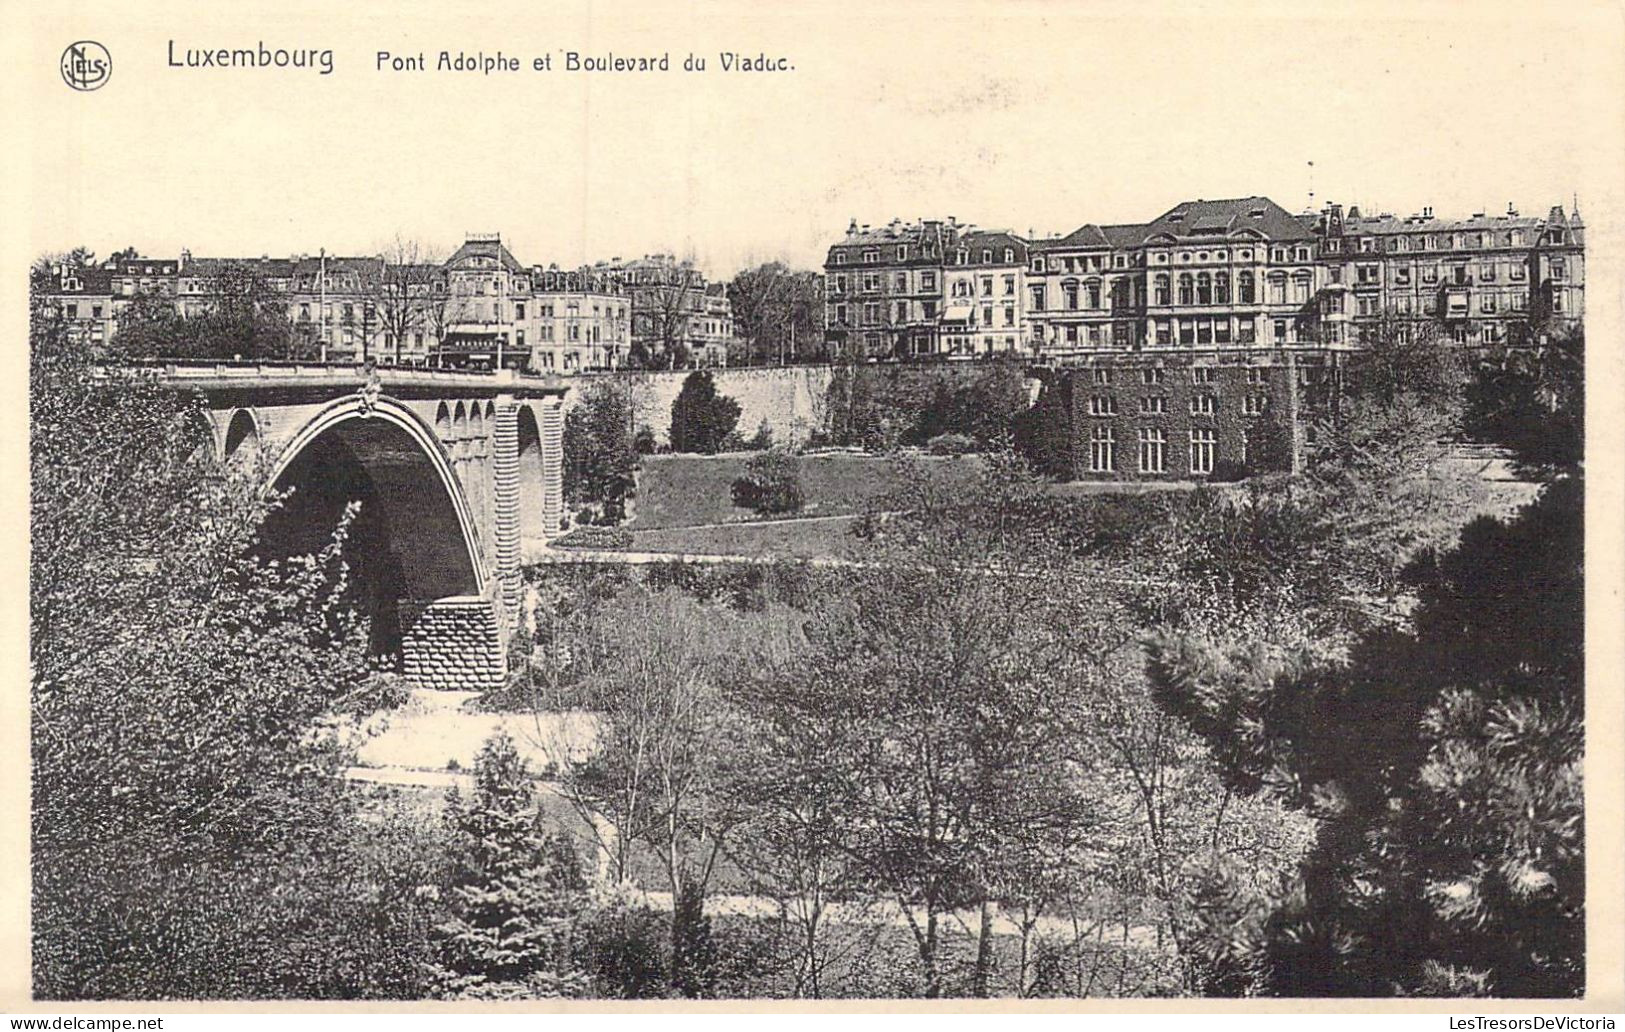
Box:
xmin=822 ymin=195 xmax=1585 ymax=361
xmin=36 ymin=235 xmax=736 ymax=373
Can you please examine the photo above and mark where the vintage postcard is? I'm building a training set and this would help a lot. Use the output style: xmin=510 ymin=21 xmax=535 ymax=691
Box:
xmin=2 ymin=0 xmax=1621 ymax=1018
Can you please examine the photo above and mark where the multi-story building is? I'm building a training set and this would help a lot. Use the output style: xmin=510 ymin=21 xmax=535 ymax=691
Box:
xmin=1312 ymin=202 xmax=1584 ymax=347
xmin=1026 ymin=223 xmax=1145 ymax=355
xmin=34 ymin=262 xmax=117 ymax=349
xmin=590 ymin=254 xmax=734 ymax=368
xmin=942 ymin=231 xmax=1027 ymax=356
xmin=830 ymin=195 xmax=1583 ymax=365
xmin=823 ymin=218 xmax=952 ymax=359
xmin=523 ymin=267 xmax=631 ymax=373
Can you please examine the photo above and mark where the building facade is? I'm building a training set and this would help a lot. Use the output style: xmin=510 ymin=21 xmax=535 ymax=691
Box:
xmin=825 ymin=195 xmax=1584 ymax=364
xmin=589 ymin=254 xmax=735 ymax=368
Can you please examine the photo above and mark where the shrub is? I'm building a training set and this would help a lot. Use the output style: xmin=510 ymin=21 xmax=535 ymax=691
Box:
xmin=669 ymin=371 xmax=741 ymax=454
xmin=730 ymin=449 xmax=804 ymax=516
xmin=581 ymin=900 xmax=671 ymax=999
xmin=563 ymin=382 xmax=638 ymax=519
xmin=553 ymin=526 xmax=634 ymax=551
xmin=633 ymin=426 xmax=658 ymax=455
xmin=925 ymin=432 xmax=977 ymax=456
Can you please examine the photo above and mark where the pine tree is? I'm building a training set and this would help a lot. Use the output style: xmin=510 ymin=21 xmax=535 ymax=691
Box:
xmin=431 ymin=731 xmax=591 ymax=999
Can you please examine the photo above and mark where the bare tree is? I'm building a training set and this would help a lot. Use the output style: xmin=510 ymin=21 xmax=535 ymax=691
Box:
xmin=373 ymin=236 xmax=444 ymax=365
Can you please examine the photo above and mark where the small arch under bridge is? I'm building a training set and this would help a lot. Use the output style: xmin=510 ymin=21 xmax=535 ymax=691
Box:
xmin=166 ymin=361 xmax=570 ymax=692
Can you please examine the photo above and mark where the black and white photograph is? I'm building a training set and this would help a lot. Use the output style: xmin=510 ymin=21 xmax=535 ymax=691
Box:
xmin=4 ymin=0 xmax=1621 ymax=1015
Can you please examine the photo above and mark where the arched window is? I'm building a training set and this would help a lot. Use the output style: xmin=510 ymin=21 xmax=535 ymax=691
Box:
xmin=1085 ymin=280 xmax=1101 ymax=309
xmin=1196 ymin=273 xmax=1212 ymax=305
xmin=1237 ymin=271 xmax=1255 ymax=304
xmin=1154 ymin=273 xmax=1170 ymax=306
xmin=1062 ymin=280 xmax=1079 ymax=310
xmin=1215 ymin=271 xmax=1230 ymax=304
xmin=1177 ymin=273 xmax=1194 ymax=306
xmin=1292 ymin=272 xmax=1311 ymax=304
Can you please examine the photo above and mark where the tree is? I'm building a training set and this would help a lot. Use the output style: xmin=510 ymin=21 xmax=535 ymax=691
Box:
xmin=546 ymin=590 xmax=784 ymax=996
xmin=1466 ymin=327 xmax=1583 ymax=476
xmin=31 ymin=277 xmax=411 ymax=998
xmin=669 ymin=370 xmax=741 ymax=454
xmin=563 ymin=380 xmax=639 ymax=521
xmin=431 ymin=731 xmax=592 ymax=999
xmin=730 ymin=448 xmax=804 ymax=515
xmin=632 ymin=259 xmax=701 ymax=370
xmin=742 ymin=454 xmax=1122 ymax=997
xmin=727 ymin=263 xmax=825 ymax=366
xmin=374 ymin=237 xmax=444 ymax=364
xmin=1142 ymin=316 xmax=1585 ymax=997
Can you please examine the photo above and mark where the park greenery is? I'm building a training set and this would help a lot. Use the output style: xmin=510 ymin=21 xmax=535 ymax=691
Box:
xmin=31 ymin=254 xmax=1584 ymax=998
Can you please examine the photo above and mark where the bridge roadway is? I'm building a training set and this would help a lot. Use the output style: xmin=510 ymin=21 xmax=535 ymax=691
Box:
xmin=141 ymin=360 xmax=575 ymax=693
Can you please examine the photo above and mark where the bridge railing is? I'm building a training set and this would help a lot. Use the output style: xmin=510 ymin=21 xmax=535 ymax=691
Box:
xmin=110 ymin=359 xmax=569 ymax=387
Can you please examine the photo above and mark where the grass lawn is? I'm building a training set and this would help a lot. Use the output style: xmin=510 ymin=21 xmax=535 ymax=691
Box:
xmin=629 ymin=451 xmax=982 ymax=531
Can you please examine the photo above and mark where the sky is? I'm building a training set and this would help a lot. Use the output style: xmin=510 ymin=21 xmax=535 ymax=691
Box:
xmin=6 ymin=0 xmax=1624 ymax=280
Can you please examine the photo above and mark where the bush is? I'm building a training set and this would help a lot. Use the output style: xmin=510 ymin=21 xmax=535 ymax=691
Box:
xmin=581 ymin=900 xmax=671 ymax=999
xmin=633 ymin=426 xmax=658 ymax=455
xmin=670 ymin=371 xmax=741 ymax=454
xmin=730 ymin=449 xmax=804 ymax=516
xmin=553 ymin=526 xmax=634 ymax=550
xmin=925 ymin=432 xmax=977 ymax=456
xmin=563 ymin=382 xmax=638 ymax=519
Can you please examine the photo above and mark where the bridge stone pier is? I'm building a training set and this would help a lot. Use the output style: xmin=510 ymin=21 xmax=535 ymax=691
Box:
xmin=165 ymin=362 xmax=570 ymax=692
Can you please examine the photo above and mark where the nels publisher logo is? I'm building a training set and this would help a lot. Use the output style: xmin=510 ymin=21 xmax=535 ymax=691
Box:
xmin=60 ymin=41 xmax=111 ymax=91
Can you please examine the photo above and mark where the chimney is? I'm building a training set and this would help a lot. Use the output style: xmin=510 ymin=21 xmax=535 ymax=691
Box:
xmin=1507 ymin=202 xmax=1518 ymax=217
xmin=847 ymin=218 xmax=858 ymax=234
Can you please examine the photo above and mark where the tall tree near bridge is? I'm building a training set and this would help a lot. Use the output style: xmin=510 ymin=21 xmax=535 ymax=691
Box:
xmin=30 ymin=278 xmax=421 ymax=997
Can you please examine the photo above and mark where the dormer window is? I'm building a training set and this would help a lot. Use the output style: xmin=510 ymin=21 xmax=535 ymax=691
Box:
xmin=1249 ymin=208 xmax=1266 ymax=218
xmin=897 ymin=245 xmax=908 ymax=261
xmin=833 ymin=252 xmax=846 ymax=265
xmin=862 ymin=249 xmax=879 ymax=263
xmin=1170 ymin=212 xmax=1185 ymax=222
xmin=1003 ymin=248 xmax=1014 ymax=263
xmin=982 ymin=249 xmax=992 ymax=263
xmin=1032 ymin=257 xmax=1046 ymax=273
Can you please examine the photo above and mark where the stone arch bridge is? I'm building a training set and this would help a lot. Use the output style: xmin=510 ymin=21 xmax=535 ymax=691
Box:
xmin=164 ymin=362 xmax=569 ymax=691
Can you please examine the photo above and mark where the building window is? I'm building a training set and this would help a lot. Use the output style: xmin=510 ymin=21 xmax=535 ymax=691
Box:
xmin=1140 ymin=396 xmax=1167 ymax=415
xmin=1178 ymin=274 xmax=1193 ymax=305
xmin=1243 ymin=394 xmax=1269 ymax=416
xmin=1087 ymin=282 xmax=1102 ymax=309
xmin=1029 ymin=285 xmax=1045 ymax=311
xmin=1088 ymin=394 xmax=1118 ymax=416
xmin=1033 ymin=257 xmax=1046 ymax=273
xmin=863 ymin=249 xmax=879 ymax=263
xmin=1179 ymin=319 xmax=1195 ymax=345
xmin=1190 ymin=428 xmax=1216 ymax=475
xmin=1154 ymin=274 xmax=1170 ymax=306
xmin=1190 ymin=394 xmax=1218 ymax=416
xmin=897 ymin=245 xmax=907 ymax=261
xmin=895 ymin=273 xmax=908 ymax=291
xmin=1064 ymin=282 xmax=1079 ymax=310
xmin=1237 ymin=271 xmax=1255 ymax=304
xmin=1238 ymin=320 xmax=1256 ymax=344
xmin=1156 ymin=321 xmax=1172 ymax=346
xmin=1215 ymin=271 xmax=1230 ymax=304
xmin=921 ymin=272 xmax=936 ymax=291
xmin=1089 ymin=425 xmax=1116 ymax=473
xmin=1197 ymin=273 xmax=1212 ymax=305
xmin=1273 ymin=320 xmax=1287 ymax=343
xmin=1138 ymin=428 xmax=1167 ymax=474
xmin=1196 ymin=320 xmax=1213 ymax=345
xmin=1192 ymin=366 xmax=1216 ymax=384
xmin=1142 ymin=366 xmax=1164 ymax=386
xmin=1268 ymin=274 xmax=1286 ymax=304
xmin=1093 ymin=368 xmax=1112 ymax=385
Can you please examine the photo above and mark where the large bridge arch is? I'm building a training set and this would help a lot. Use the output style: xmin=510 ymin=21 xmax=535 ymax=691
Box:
xmin=259 ymin=395 xmax=503 ymax=690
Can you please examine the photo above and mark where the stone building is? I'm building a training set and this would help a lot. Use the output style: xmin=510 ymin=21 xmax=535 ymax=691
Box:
xmin=827 ymin=195 xmax=1584 ymax=365
xmin=522 ymin=266 xmax=631 ymax=373
xmin=589 ymin=254 xmax=734 ymax=368
xmin=1310 ymin=202 xmax=1584 ymax=347
xmin=942 ymin=230 xmax=1029 ymax=357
